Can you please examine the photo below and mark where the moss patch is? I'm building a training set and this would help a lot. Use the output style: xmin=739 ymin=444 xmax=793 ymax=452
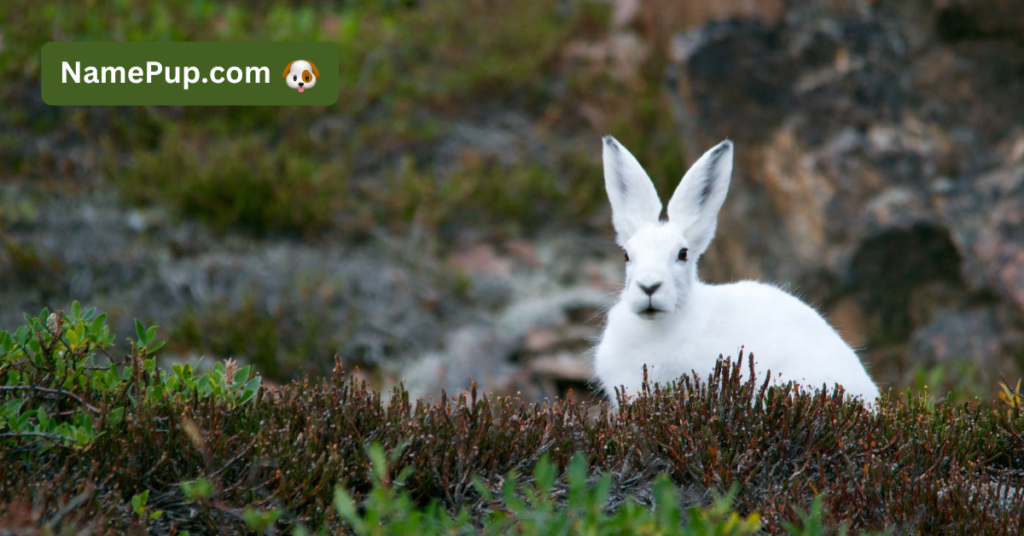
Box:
xmin=122 ymin=127 xmax=344 ymax=236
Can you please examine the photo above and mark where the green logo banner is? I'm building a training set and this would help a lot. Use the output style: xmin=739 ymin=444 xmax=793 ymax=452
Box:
xmin=42 ymin=42 xmax=339 ymax=106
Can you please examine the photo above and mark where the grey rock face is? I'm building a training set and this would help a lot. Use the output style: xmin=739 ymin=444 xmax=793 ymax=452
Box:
xmin=392 ymin=234 xmax=618 ymax=403
xmin=666 ymin=1 xmax=1024 ymax=376
xmin=0 ymin=186 xmax=472 ymax=377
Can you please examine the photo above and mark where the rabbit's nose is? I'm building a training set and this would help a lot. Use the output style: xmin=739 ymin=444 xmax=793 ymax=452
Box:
xmin=638 ymin=282 xmax=662 ymax=296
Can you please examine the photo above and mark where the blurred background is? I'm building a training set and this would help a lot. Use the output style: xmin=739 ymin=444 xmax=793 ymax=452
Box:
xmin=1 ymin=0 xmax=1022 ymax=404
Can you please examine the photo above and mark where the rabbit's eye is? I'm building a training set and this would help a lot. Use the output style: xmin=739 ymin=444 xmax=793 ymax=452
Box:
xmin=624 ymin=250 xmax=630 ymax=262
xmin=678 ymin=248 xmax=688 ymax=261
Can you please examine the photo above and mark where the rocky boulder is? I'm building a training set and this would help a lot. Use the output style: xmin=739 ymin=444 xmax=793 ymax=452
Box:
xmin=664 ymin=0 xmax=1024 ymax=381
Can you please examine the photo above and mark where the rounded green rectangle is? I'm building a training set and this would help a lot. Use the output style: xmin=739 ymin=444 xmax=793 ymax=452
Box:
xmin=42 ymin=42 xmax=339 ymax=106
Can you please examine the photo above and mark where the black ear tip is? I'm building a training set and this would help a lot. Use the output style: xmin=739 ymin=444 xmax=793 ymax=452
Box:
xmin=705 ymin=140 xmax=733 ymax=162
xmin=603 ymin=135 xmax=619 ymax=148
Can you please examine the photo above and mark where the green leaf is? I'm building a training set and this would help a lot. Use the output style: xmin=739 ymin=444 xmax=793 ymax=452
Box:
xmin=535 ymin=454 xmax=556 ymax=496
xmin=243 ymin=377 xmax=261 ymax=398
xmin=131 ymin=491 xmax=146 ymax=511
xmin=181 ymin=478 xmax=213 ymax=501
xmin=150 ymin=510 xmax=163 ymax=519
xmin=145 ymin=326 xmax=158 ymax=346
xmin=11 ymin=412 xmax=31 ymax=431
xmin=243 ymin=506 xmax=282 ymax=531
xmin=90 ymin=313 xmax=107 ymax=336
xmin=593 ymin=473 xmax=612 ymax=510
xmin=1 ymin=399 xmax=25 ymax=418
xmin=148 ymin=339 xmax=167 ymax=353
xmin=367 ymin=442 xmax=388 ymax=485
xmin=567 ymin=452 xmax=588 ymax=509
xmin=0 ymin=330 xmax=12 ymax=353
xmin=238 ymin=389 xmax=256 ymax=405
xmin=71 ymin=301 xmax=82 ymax=321
xmin=234 ymin=365 xmax=251 ymax=387
xmin=653 ymin=474 xmax=682 ymax=529
xmin=781 ymin=495 xmax=827 ymax=536
xmin=135 ymin=320 xmax=146 ymax=345
xmin=105 ymin=368 xmax=119 ymax=389
xmin=148 ymin=384 xmax=165 ymax=402
xmin=14 ymin=325 xmax=29 ymax=345
xmin=333 ymin=487 xmax=361 ymax=526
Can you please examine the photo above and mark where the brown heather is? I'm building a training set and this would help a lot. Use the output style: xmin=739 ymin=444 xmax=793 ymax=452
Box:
xmin=2 ymin=354 xmax=1023 ymax=534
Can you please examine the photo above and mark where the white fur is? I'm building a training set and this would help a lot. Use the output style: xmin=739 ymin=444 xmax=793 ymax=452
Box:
xmin=594 ymin=136 xmax=879 ymax=407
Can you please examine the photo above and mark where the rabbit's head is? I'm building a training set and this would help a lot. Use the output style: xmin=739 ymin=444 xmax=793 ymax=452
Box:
xmin=602 ymin=136 xmax=733 ymax=318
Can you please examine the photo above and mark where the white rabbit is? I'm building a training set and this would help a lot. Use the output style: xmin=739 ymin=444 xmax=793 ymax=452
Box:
xmin=594 ymin=136 xmax=879 ymax=407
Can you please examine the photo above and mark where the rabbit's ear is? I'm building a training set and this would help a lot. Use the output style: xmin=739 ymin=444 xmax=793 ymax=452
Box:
xmin=666 ymin=140 xmax=733 ymax=256
xmin=603 ymin=136 xmax=662 ymax=246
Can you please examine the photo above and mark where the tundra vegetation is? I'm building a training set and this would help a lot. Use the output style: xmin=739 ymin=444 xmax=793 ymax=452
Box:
xmin=1 ymin=305 xmax=1023 ymax=534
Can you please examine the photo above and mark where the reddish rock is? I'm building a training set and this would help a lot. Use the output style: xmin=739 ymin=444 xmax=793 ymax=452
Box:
xmin=447 ymin=243 xmax=513 ymax=276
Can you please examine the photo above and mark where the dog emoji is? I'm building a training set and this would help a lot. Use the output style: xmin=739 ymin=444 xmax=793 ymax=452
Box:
xmin=283 ymin=60 xmax=319 ymax=93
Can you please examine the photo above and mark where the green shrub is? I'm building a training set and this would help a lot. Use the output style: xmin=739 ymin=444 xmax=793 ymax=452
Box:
xmin=0 ymin=302 xmax=260 ymax=451
xmin=331 ymin=443 xmax=766 ymax=536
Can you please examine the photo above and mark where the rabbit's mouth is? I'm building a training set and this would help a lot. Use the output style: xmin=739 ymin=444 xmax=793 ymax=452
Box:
xmin=637 ymin=306 xmax=665 ymax=319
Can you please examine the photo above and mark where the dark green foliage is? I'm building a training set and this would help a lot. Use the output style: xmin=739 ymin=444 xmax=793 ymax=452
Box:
xmin=331 ymin=445 xmax=766 ymax=536
xmin=122 ymin=128 xmax=343 ymax=236
xmin=0 ymin=304 xmax=261 ymax=452
xmin=2 ymin=305 xmax=1023 ymax=534
xmin=171 ymin=304 xmax=285 ymax=380
xmin=1 ymin=0 xmax=686 ymax=238
xmin=0 ymin=238 xmax=67 ymax=300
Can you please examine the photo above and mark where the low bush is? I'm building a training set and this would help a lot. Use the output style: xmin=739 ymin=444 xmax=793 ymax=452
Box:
xmin=329 ymin=444 xmax=767 ymax=536
xmin=2 ymin=305 xmax=1023 ymax=535
xmin=122 ymin=128 xmax=343 ymax=237
xmin=0 ymin=303 xmax=261 ymax=451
